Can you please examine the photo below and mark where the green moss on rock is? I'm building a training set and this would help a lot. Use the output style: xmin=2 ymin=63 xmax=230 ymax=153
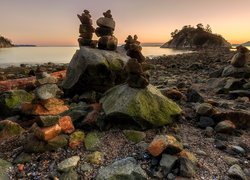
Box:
xmin=123 ymin=130 xmax=146 ymax=143
xmin=0 ymin=120 xmax=24 ymax=141
xmin=84 ymin=132 xmax=101 ymax=151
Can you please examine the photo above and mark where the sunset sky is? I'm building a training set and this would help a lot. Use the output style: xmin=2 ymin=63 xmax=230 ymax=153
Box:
xmin=1 ymin=0 xmax=249 ymax=46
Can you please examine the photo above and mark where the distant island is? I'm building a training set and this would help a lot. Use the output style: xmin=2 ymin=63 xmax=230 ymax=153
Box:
xmin=161 ymin=24 xmax=231 ymax=50
xmin=0 ymin=35 xmax=13 ymax=48
xmin=15 ymin=44 xmax=36 ymax=47
xmin=241 ymin=41 xmax=250 ymax=46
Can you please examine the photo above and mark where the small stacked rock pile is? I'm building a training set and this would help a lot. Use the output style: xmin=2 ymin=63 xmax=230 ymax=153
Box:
xmin=125 ymin=35 xmax=145 ymax=63
xmin=77 ymin=10 xmax=96 ymax=47
xmin=147 ymin=134 xmax=197 ymax=178
xmin=21 ymin=68 xmax=76 ymax=152
xmin=96 ymin=10 xmax=118 ymax=50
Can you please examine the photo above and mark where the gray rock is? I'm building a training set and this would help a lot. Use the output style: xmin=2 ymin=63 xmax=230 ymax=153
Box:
xmin=57 ymin=156 xmax=80 ymax=172
xmin=228 ymin=164 xmax=247 ymax=180
xmin=36 ymin=115 xmax=60 ymax=127
xmin=231 ymin=146 xmax=246 ymax=154
xmin=160 ymin=154 xmax=178 ymax=175
xmin=35 ymin=84 xmax=62 ymax=100
xmin=96 ymin=157 xmax=148 ymax=180
xmin=97 ymin=17 xmax=115 ymax=30
xmin=198 ymin=116 xmax=215 ymax=128
xmin=222 ymin=65 xmax=250 ymax=78
xmin=186 ymin=88 xmax=204 ymax=103
xmin=179 ymin=157 xmax=196 ymax=178
xmin=204 ymin=127 xmax=214 ymax=137
xmin=196 ymin=103 xmax=215 ymax=116
xmin=223 ymin=156 xmax=240 ymax=166
xmin=36 ymin=75 xmax=58 ymax=85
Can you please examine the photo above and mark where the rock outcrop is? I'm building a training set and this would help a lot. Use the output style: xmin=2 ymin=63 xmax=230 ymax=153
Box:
xmin=0 ymin=35 xmax=13 ymax=48
xmin=62 ymin=47 xmax=129 ymax=95
xmin=100 ymin=84 xmax=182 ymax=128
xmin=161 ymin=24 xmax=231 ymax=49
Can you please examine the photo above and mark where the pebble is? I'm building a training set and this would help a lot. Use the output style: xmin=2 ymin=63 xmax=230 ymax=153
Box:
xmin=214 ymin=139 xmax=227 ymax=150
xmin=231 ymin=146 xmax=246 ymax=154
xmin=57 ymin=156 xmax=80 ymax=172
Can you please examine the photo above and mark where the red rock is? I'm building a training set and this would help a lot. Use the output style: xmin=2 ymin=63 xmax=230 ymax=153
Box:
xmin=34 ymin=124 xmax=62 ymax=141
xmin=162 ymin=89 xmax=185 ymax=101
xmin=58 ymin=116 xmax=75 ymax=134
xmin=18 ymin=164 xmax=24 ymax=172
xmin=147 ymin=135 xmax=168 ymax=157
xmin=40 ymin=98 xmax=65 ymax=111
xmin=0 ymin=70 xmax=66 ymax=92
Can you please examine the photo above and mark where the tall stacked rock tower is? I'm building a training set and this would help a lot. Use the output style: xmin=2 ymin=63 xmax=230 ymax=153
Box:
xmin=77 ymin=10 xmax=95 ymax=47
xmin=96 ymin=10 xmax=118 ymax=51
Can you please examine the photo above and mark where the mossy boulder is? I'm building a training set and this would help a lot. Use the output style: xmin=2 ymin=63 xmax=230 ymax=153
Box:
xmin=123 ymin=130 xmax=146 ymax=143
xmin=0 ymin=90 xmax=34 ymax=117
xmin=0 ymin=120 xmax=24 ymax=141
xmin=100 ymin=84 xmax=182 ymax=129
xmin=84 ymin=132 xmax=101 ymax=151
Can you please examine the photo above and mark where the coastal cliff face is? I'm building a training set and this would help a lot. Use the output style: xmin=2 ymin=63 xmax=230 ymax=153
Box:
xmin=161 ymin=24 xmax=231 ymax=50
xmin=0 ymin=36 xmax=13 ymax=48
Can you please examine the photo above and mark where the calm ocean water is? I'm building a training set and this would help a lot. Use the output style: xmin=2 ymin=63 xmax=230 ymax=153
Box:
xmin=0 ymin=46 xmax=191 ymax=67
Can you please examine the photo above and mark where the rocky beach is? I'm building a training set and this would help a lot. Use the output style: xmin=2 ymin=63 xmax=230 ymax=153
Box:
xmin=0 ymin=9 xmax=250 ymax=180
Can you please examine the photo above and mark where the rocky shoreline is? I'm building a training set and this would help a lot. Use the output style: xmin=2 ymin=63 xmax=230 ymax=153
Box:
xmin=0 ymin=48 xmax=249 ymax=180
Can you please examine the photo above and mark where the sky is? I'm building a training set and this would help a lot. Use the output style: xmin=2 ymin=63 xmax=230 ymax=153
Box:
xmin=1 ymin=0 xmax=250 ymax=46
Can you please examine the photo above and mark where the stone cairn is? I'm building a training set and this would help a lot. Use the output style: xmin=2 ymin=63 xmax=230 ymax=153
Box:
xmin=231 ymin=45 xmax=249 ymax=67
xmin=77 ymin=10 xmax=96 ymax=47
xmin=96 ymin=10 xmax=118 ymax=51
xmin=21 ymin=67 xmax=75 ymax=152
xmin=125 ymin=35 xmax=145 ymax=63
xmin=124 ymin=35 xmax=149 ymax=89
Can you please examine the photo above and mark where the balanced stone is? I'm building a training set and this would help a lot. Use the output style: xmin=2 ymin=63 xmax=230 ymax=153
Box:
xmin=96 ymin=10 xmax=115 ymax=30
xmin=95 ymin=27 xmax=113 ymax=37
xmin=125 ymin=35 xmax=145 ymax=63
xmin=98 ymin=35 xmax=118 ymax=51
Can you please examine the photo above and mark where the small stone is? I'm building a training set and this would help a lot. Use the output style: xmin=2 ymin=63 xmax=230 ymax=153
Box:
xmin=86 ymin=151 xmax=103 ymax=165
xmin=36 ymin=115 xmax=59 ymax=127
xmin=84 ymin=132 xmax=101 ymax=151
xmin=162 ymin=89 xmax=185 ymax=101
xmin=215 ymin=120 xmax=236 ymax=134
xmin=18 ymin=164 xmax=24 ymax=172
xmin=147 ymin=135 xmax=168 ymax=157
xmin=160 ymin=154 xmax=178 ymax=174
xmin=36 ymin=76 xmax=58 ymax=86
xmin=204 ymin=127 xmax=214 ymax=137
xmin=96 ymin=17 xmax=115 ymax=30
xmin=14 ymin=152 xmax=32 ymax=164
xmin=69 ymin=130 xmax=85 ymax=149
xmin=35 ymin=84 xmax=62 ymax=100
xmin=179 ymin=157 xmax=196 ymax=178
xmin=224 ymin=156 xmax=240 ymax=165
xmin=164 ymin=135 xmax=183 ymax=155
xmin=228 ymin=164 xmax=247 ymax=180
xmin=198 ymin=116 xmax=215 ymax=129
xmin=57 ymin=156 xmax=80 ymax=172
xmin=98 ymin=35 xmax=118 ymax=51
xmin=231 ymin=146 xmax=246 ymax=154
xmin=80 ymin=164 xmax=93 ymax=172
xmin=34 ymin=124 xmax=62 ymax=141
xmin=186 ymin=88 xmax=204 ymax=103
xmin=60 ymin=169 xmax=78 ymax=180
xmin=178 ymin=150 xmax=198 ymax=164
xmin=46 ymin=135 xmax=68 ymax=151
xmin=123 ymin=130 xmax=146 ymax=143
xmin=195 ymin=150 xmax=207 ymax=156
xmin=214 ymin=139 xmax=227 ymax=150
xmin=58 ymin=116 xmax=75 ymax=134
xmin=196 ymin=103 xmax=215 ymax=116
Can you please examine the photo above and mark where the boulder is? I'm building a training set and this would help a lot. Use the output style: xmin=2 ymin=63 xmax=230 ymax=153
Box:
xmin=96 ymin=157 xmax=148 ymax=180
xmin=100 ymin=84 xmax=182 ymax=129
xmin=0 ymin=90 xmax=34 ymax=117
xmin=62 ymin=47 xmax=129 ymax=96
xmin=0 ymin=120 xmax=24 ymax=142
xmin=222 ymin=65 xmax=250 ymax=78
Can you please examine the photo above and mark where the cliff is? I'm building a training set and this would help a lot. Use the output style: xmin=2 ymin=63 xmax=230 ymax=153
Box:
xmin=161 ymin=24 xmax=231 ymax=50
xmin=0 ymin=35 xmax=13 ymax=48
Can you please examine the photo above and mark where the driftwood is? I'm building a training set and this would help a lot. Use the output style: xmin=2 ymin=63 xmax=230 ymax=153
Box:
xmin=0 ymin=70 xmax=66 ymax=92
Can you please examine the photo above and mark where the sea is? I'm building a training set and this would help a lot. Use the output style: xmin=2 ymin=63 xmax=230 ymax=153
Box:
xmin=0 ymin=45 xmax=191 ymax=68
xmin=0 ymin=45 xmax=249 ymax=68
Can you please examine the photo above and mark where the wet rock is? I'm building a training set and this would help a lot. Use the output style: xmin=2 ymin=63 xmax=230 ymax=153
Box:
xmin=178 ymin=157 xmax=196 ymax=178
xmin=84 ymin=132 xmax=101 ymax=151
xmin=228 ymin=164 xmax=247 ymax=180
xmin=160 ymin=154 xmax=178 ymax=175
xmin=57 ymin=156 xmax=80 ymax=172
xmin=0 ymin=90 xmax=34 ymax=117
xmin=186 ymin=88 xmax=204 ymax=103
xmin=35 ymin=84 xmax=62 ymax=100
xmin=196 ymin=103 xmax=216 ymax=116
xmin=69 ymin=130 xmax=85 ymax=149
xmin=0 ymin=120 xmax=24 ymax=141
xmin=86 ymin=151 xmax=103 ymax=165
xmin=36 ymin=115 xmax=60 ymax=127
xmin=123 ymin=130 xmax=146 ymax=143
xmin=96 ymin=157 xmax=148 ymax=180
xmin=198 ymin=116 xmax=215 ymax=128
xmin=100 ymin=84 xmax=182 ymax=129
xmin=214 ymin=120 xmax=236 ymax=134
xmin=14 ymin=152 xmax=32 ymax=164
